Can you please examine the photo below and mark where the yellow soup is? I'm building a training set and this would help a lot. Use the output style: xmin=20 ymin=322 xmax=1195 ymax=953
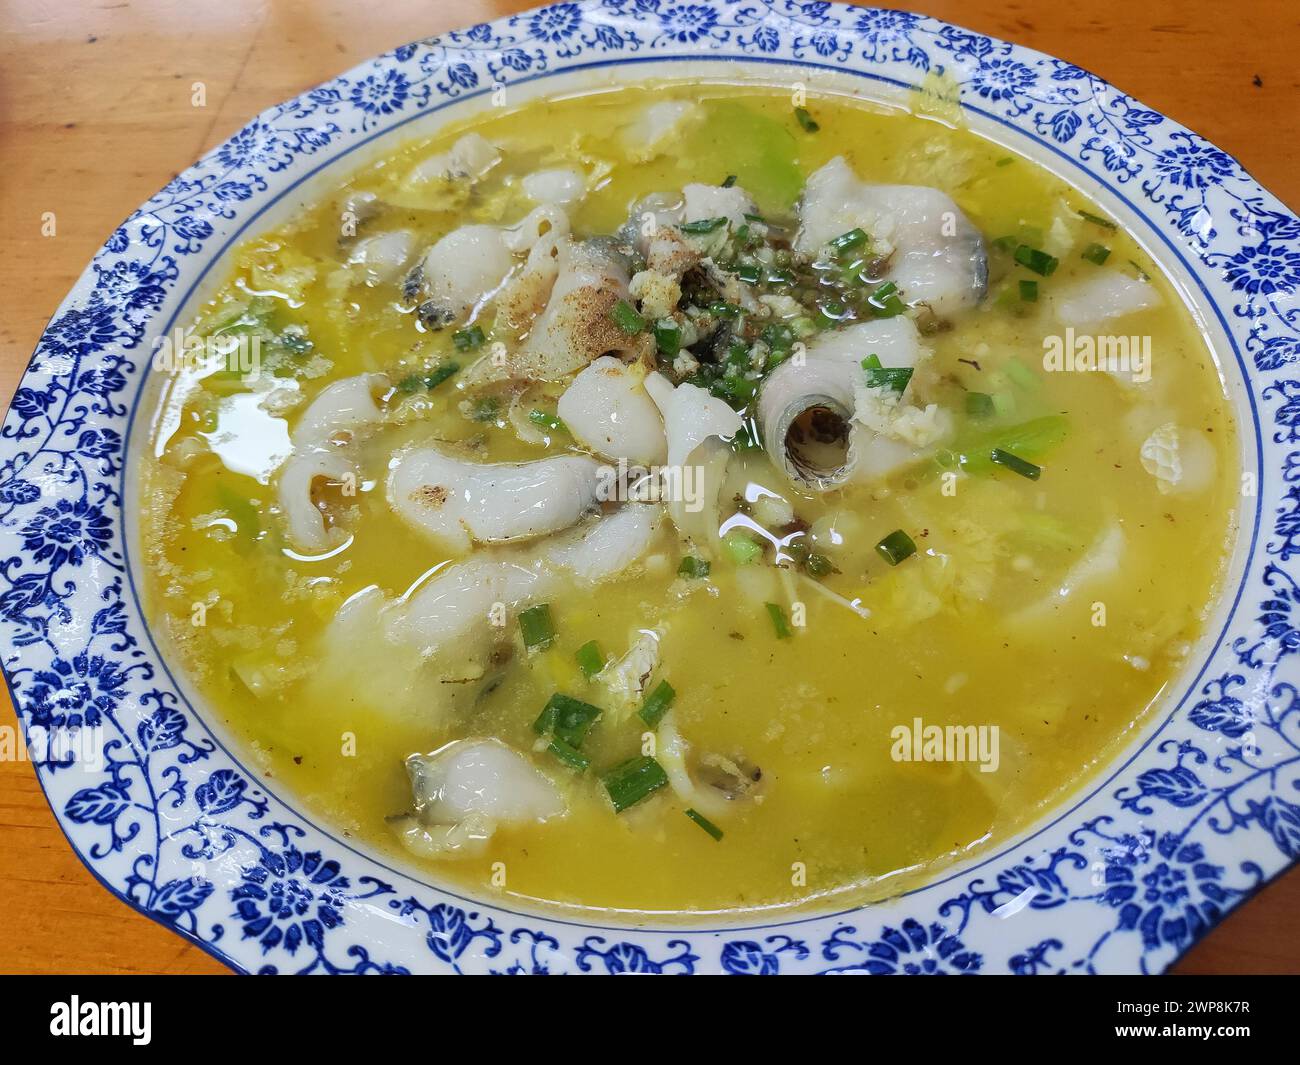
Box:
xmin=139 ymin=83 xmax=1238 ymax=917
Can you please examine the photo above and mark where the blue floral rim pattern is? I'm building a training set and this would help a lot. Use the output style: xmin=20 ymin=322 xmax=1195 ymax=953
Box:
xmin=3 ymin=2 xmax=1300 ymax=974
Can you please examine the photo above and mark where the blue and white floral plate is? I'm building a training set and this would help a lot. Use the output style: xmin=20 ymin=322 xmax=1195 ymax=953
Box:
xmin=5 ymin=2 xmax=1300 ymax=975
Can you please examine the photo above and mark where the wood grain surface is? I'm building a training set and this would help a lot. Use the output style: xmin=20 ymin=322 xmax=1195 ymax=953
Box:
xmin=1 ymin=0 xmax=1297 ymax=976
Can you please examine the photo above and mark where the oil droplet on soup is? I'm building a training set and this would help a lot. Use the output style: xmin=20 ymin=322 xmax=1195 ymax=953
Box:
xmin=139 ymin=83 xmax=1238 ymax=916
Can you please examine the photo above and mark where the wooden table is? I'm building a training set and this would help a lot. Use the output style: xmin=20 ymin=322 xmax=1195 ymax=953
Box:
xmin=1 ymin=0 xmax=1297 ymax=976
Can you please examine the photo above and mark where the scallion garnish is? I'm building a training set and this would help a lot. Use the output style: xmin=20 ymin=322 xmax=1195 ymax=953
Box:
xmin=765 ymin=602 xmax=792 ymax=639
xmin=452 ymin=325 xmax=485 ymax=350
xmin=424 ymin=361 xmax=460 ymax=390
xmin=875 ymin=529 xmax=917 ymax=566
xmin=708 ymin=300 xmax=742 ymax=319
xmin=966 ymin=391 xmax=995 ymax=417
xmin=575 ymin=640 xmax=606 ymax=679
xmin=654 ymin=318 xmax=681 ymax=358
xmin=547 ymin=737 xmax=590 ymax=771
xmin=602 ymin=756 xmax=669 ymax=813
xmin=679 ymin=216 xmax=728 ymax=235
xmin=610 ymin=299 xmax=646 ymax=335
xmin=518 ymin=604 xmax=556 ymax=651
xmin=1081 ymin=242 xmax=1111 ymax=265
xmin=533 ymin=692 xmax=602 ymax=747
xmin=1019 ymin=279 xmax=1039 ymax=302
xmin=1004 ymin=358 xmax=1038 ymax=391
xmin=721 ymin=174 xmax=738 ymax=188
xmin=677 ymin=556 xmax=711 ymax=579
xmin=735 ymin=262 xmax=763 ymax=285
xmin=528 ymin=408 xmax=566 ymax=433
xmin=638 ymin=679 xmax=676 ymax=728
xmin=861 ymin=353 xmax=913 ymax=393
xmin=685 ymin=808 xmax=724 ymax=841
xmin=1013 ymin=244 xmax=1059 ymax=276
xmin=794 ymin=106 xmax=820 ymax=133
xmin=829 ymin=227 xmax=869 ymax=254
xmin=722 ymin=531 xmax=762 ymax=565
xmin=989 ymin=447 xmax=1042 ymax=480
xmin=1077 ymin=209 xmax=1118 ymax=231
xmin=867 ymin=280 xmax=906 ymax=317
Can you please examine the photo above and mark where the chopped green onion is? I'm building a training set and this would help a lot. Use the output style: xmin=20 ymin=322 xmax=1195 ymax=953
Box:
xmin=533 ymin=692 xmax=602 ymax=747
xmin=996 ymin=156 xmax=1015 ymax=167
xmin=721 ymin=174 xmax=738 ymax=188
xmin=1013 ymin=244 xmax=1059 ymax=276
xmin=469 ymin=396 xmax=500 ymax=422
xmin=794 ymin=106 xmax=820 ymax=133
xmin=722 ymin=531 xmax=762 ymax=565
xmin=867 ymin=280 xmax=906 ymax=317
xmin=1004 ymin=358 xmax=1039 ymax=391
xmin=875 ymin=529 xmax=917 ymax=566
xmin=1019 ymin=279 xmax=1039 ymax=302
xmin=989 ymin=447 xmax=1042 ymax=480
xmin=829 ymin=227 xmax=869 ymax=254
xmin=575 ymin=641 xmax=605 ymax=679
xmin=861 ymin=355 xmax=913 ymax=393
xmin=547 ymin=737 xmax=590 ymax=771
xmin=743 ymin=212 xmax=766 ymax=223
xmin=685 ymin=808 xmax=724 ymax=841
xmin=1081 ymin=242 xmax=1111 ymax=266
xmin=816 ymin=299 xmax=850 ymax=328
xmin=677 ymin=556 xmax=711 ymax=579
xmin=602 ymin=756 xmax=669 ymax=813
xmin=395 ymin=373 xmax=424 ymax=394
xmin=1077 ymin=209 xmax=1118 ymax=231
xmin=735 ymin=262 xmax=763 ymax=285
xmin=765 ymin=602 xmax=792 ymax=639
xmin=679 ymin=216 xmax=728 ymax=235
xmin=610 ymin=299 xmax=645 ymax=335
xmin=991 ymin=235 xmax=1018 ymax=252
xmin=1127 ymin=259 xmax=1151 ymax=281
xmin=654 ymin=318 xmax=682 ymax=358
xmin=638 ymin=679 xmax=676 ymax=728
xmin=518 ymin=604 xmax=556 ymax=651
xmin=452 ymin=325 xmax=485 ymax=350
xmin=708 ymin=300 xmax=741 ymax=319
xmin=965 ymin=391 xmax=995 ymax=417
xmin=950 ymin=415 xmax=1068 ymax=475
xmin=528 ymin=408 xmax=566 ymax=433
xmin=424 ymin=361 xmax=460 ymax=390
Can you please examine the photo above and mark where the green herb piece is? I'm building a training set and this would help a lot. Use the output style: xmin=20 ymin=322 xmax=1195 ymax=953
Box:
xmin=794 ymin=107 xmax=820 ymax=133
xmin=452 ymin=325 xmax=485 ymax=350
xmin=735 ymin=262 xmax=763 ymax=285
xmin=1019 ymin=279 xmax=1039 ymax=302
xmin=533 ymin=692 xmax=602 ymax=747
xmin=528 ymin=408 xmax=566 ymax=433
xmin=861 ymin=354 xmax=913 ymax=393
xmin=867 ymin=280 xmax=906 ymax=317
xmin=965 ymin=391 xmax=995 ymax=417
xmin=1077 ymin=209 xmax=1118 ymax=231
xmin=875 ymin=529 xmax=917 ymax=566
xmin=518 ymin=604 xmax=556 ymax=651
xmin=602 ymin=756 xmax=669 ymax=812
xmin=610 ymin=299 xmax=646 ymax=334
xmin=722 ymin=531 xmax=762 ymax=565
xmin=677 ymin=556 xmax=711 ymax=579
xmin=1013 ymin=245 xmax=1059 ymax=276
xmin=469 ymin=397 xmax=500 ymax=422
xmin=547 ymin=737 xmax=590 ymax=771
xmin=765 ymin=602 xmax=792 ymax=639
xmin=989 ymin=447 xmax=1043 ymax=480
xmin=804 ymin=553 xmax=834 ymax=578
xmin=1081 ymin=242 xmax=1111 ymax=265
xmin=638 ymin=680 xmax=676 ymax=728
xmin=685 ymin=808 xmax=724 ymax=841
xmin=424 ymin=361 xmax=460 ymax=390
xmin=654 ymin=318 xmax=682 ymax=358
xmin=829 ymin=227 xmax=869 ymax=254
xmin=722 ymin=174 xmax=738 ymax=188
xmin=575 ymin=641 xmax=606 ymax=679
xmin=1004 ymin=358 xmax=1039 ymax=391
xmin=679 ymin=216 xmax=728 ymax=235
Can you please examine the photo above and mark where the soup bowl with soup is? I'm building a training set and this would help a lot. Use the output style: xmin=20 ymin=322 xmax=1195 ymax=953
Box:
xmin=5 ymin=2 xmax=1297 ymax=974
